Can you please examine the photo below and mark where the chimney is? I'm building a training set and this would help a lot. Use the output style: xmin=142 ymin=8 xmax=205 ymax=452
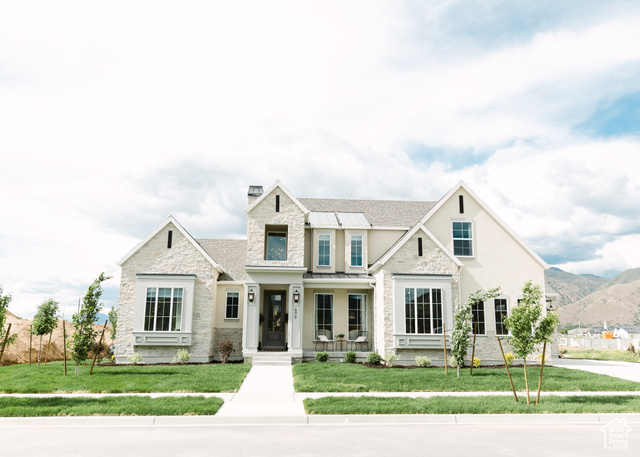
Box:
xmin=247 ymin=185 xmax=263 ymax=205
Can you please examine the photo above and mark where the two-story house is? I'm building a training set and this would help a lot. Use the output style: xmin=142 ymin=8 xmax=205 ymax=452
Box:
xmin=114 ymin=180 xmax=550 ymax=365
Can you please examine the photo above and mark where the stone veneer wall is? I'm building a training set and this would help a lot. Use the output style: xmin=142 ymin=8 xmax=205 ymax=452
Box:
xmin=115 ymin=223 xmax=218 ymax=363
xmin=375 ymin=231 xmax=460 ymax=358
xmin=246 ymin=188 xmax=306 ymax=266
xmin=212 ymin=327 xmax=244 ymax=361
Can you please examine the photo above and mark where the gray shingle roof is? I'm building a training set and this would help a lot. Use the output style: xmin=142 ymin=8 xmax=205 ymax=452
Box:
xmin=299 ymin=198 xmax=435 ymax=228
xmin=197 ymin=239 xmax=247 ymax=281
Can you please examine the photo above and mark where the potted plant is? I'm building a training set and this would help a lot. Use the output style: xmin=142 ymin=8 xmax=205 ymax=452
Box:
xmin=336 ymin=333 xmax=345 ymax=340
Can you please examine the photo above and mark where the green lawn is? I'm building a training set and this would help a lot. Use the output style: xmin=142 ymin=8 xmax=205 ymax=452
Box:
xmin=293 ymin=363 xmax=640 ymax=392
xmin=0 ymin=396 xmax=224 ymax=417
xmin=304 ymin=395 xmax=640 ymax=415
xmin=0 ymin=362 xmax=251 ymax=393
xmin=563 ymin=348 xmax=640 ymax=363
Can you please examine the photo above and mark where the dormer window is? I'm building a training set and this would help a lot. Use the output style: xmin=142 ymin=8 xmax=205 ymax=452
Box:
xmin=350 ymin=234 xmax=363 ymax=267
xmin=318 ymin=234 xmax=331 ymax=266
xmin=266 ymin=226 xmax=287 ymax=260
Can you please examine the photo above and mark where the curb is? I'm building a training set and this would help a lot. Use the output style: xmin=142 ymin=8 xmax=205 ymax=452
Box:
xmin=2 ymin=413 xmax=640 ymax=427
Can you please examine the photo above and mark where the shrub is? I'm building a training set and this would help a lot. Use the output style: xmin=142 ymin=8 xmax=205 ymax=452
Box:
xmin=89 ymin=341 xmax=110 ymax=363
xmin=536 ymin=353 xmax=549 ymax=364
xmin=366 ymin=352 xmax=382 ymax=365
xmin=504 ymin=352 xmax=515 ymax=367
xmin=172 ymin=349 xmax=191 ymax=364
xmin=315 ymin=351 xmax=329 ymax=362
xmin=128 ymin=352 xmax=142 ymax=365
xmin=558 ymin=347 xmax=568 ymax=358
xmin=472 ymin=357 xmax=481 ymax=368
xmin=218 ymin=340 xmax=233 ymax=364
xmin=345 ymin=351 xmax=357 ymax=363
xmin=385 ymin=352 xmax=397 ymax=367
xmin=415 ymin=356 xmax=431 ymax=368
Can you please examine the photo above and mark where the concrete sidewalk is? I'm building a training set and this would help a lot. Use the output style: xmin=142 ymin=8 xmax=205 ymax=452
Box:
xmin=555 ymin=359 xmax=640 ymax=383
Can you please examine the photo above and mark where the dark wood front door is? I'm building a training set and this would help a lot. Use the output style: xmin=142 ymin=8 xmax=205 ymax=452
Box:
xmin=262 ymin=291 xmax=286 ymax=350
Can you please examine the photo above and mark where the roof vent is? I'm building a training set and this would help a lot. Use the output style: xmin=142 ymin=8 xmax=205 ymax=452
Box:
xmin=248 ymin=185 xmax=264 ymax=205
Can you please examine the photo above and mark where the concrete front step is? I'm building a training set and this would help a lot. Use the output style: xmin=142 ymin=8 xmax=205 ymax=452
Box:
xmin=251 ymin=352 xmax=292 ymax=366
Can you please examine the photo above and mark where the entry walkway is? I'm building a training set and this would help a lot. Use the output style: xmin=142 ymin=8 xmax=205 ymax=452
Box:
xmin=215 ymin=365 xmax=306 ymax=422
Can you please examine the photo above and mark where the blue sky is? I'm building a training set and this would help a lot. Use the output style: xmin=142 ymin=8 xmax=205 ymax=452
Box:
xmin=1 ymin=0 xmax=640 ymax=317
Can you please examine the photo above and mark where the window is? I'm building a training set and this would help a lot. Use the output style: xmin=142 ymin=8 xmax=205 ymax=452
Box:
xmin=315 ymin=293 xmax=333 ymax=339
xmin=350 ymin=234 xmax=363 ymax=267
xmin=471 ymin=300 xmax=485 ymax=335
xmin=318 ymin=234 xmax=330 ymax=266
xmin=226 ymin=292 xmax=239 ymax=319
xmin=348 ymin=294 xmax=366 ymax=340
xmin=452 ymin=221 xmax=473 ymax=256
xmin=405 ymin=288 xmax=443 ymax=334
xmin=494 ymin=298 xmax=508 ymax=335
xmin=266 ymin=231 xmax=287 ymax=260
xmin=144 ymin=287 xmax=183 ymax=332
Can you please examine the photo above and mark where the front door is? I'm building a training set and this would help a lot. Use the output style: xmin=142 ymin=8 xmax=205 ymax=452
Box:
xmin=262 ymin=291 xmax=286 ymax=350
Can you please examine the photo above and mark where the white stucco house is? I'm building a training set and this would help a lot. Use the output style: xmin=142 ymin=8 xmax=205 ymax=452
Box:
xmin=114 ymin=181 xmax=552 ymax=365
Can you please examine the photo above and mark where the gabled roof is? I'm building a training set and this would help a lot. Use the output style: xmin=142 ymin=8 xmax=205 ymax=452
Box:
xmin=299 ymin=198 xmax=435 ymax=228
xmin=117 ymin=216 xmax=223 ymax=273
xmin=246 ymin=180 xmax=309 ymax=215
xmin=370 ymin=223 xmax=463 ymax=273
xmin=197 ymin=239 xmax=247 ymax=281
xmin=421 ymin=181 xmax=549 ymax=269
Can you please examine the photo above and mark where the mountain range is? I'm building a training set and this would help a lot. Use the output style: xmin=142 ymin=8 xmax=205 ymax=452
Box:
xmin=545 ymin=267 xmax=640 ymax=327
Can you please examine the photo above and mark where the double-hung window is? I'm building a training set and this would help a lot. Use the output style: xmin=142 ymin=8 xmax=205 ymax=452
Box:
xmin=494 ymin=298 xmax=508 ymax=335
xmin=226 ymin=292 xmax=239 ymax=319
xmin=405 ymin=288 xmax=443 ymax=334
xmin=315 ymin=293 xmax=333 ymax=339
xmin=348 ymin=294 xmax=366 ymax=340
xmin=452 ymin=221 xmax=473 ymax=256
xmin=350 ymin=234 xmax=363 ymax=267
xmin=318 ymin=234 xmax=331 ymax=267
xmin=471 ymin=300 xmax=485 ymax=335
xmin=144 ymin=287 xmax=183 ymax=332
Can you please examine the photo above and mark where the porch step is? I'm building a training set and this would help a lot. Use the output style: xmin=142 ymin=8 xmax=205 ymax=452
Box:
xmin=251 ymin=352 xmax=292 ymax=366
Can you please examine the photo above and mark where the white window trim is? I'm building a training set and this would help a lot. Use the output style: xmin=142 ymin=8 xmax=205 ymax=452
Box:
xmin=471 ymin=299 xmax=487 ymax=336
xmin=494 ymin=296 xmax=509 ymax=336
xmin=403 ymin=287 xmax=444 ymax=335
xmin=349 ymin=232 xmax=364 ymax=268
xmin=144 ymin=286 xmax=184 ymax=332
xmin=225 ymin=290 xmax=241 ymax=320
xmin=133 ymin=274 xmax=195 ymax=346
xmin=451 ymin=219 xmax=474 ymax=258
xmin=347 ymin=293 xmax=367 ymax=341
xmin=316 ymin=231 xmax=332 ymax=268
xmin=266 ymin=230 xmax=288 ymax=261
xmin=314 ymin=292 xmax=334 ymax=339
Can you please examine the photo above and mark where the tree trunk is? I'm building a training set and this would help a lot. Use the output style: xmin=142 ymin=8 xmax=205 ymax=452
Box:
xmin=523 ymin=358 xmax=530 ymax=405
xmin=536 ymin=342 xmax=547 ymax=405
xmin=457 ymin=365 xmax=460 ymax=378
xmin=38 ymin=335 xmax=43 ymax=367
xmin=75 ymin=362 xmax=79 ymax=376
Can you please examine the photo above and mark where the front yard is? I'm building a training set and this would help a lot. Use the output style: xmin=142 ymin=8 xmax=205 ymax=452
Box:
xmin=293 ymin=363 xmax=640 ymax=392
xmin=0 ymin=362 xmax=251 ymax=393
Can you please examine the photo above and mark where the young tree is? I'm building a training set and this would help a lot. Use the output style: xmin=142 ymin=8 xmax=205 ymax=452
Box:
xmin=108 ymin=306 xmax=118 ymax=340
xmin=504 ymin=281 xmax=559 ymax=405
xmin=0 ymin=285 xmax=18 ymax=361
xmin=31 ymin=298 xmax=60 ymax=366
xmin=451 ymin=288 xmax=501 ymax=377
xmin=71 ymin=273 xmax=111 ymax=375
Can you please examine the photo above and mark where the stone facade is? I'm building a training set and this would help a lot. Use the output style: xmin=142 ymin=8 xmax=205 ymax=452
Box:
xmin=213 ymin=327 xmax=244 ymax=361
xmin=116 ymin=222 xmax=219 ymax=363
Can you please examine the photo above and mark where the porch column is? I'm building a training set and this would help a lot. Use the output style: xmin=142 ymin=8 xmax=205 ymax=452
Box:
xmin=288 ymin=285 xmax=304 ymax=351
xmin=242 ymin=283 xmax=260 ymax=352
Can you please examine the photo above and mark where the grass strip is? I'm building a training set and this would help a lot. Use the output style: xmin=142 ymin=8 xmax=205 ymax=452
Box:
xmin=0 ymin=362 xmax=251 ymax=393
xmin=0 ymin=396 xmax=224 ymax=417
xmin=563 ymin=348 xmax=640 ymax=363
xmin=304 ymin=395 xmax=640 ymax=415
xmin=293 ymin=363 xmax=640 ymax=392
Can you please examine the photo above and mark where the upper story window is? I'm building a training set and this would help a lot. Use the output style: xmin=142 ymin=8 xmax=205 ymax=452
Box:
xmin=144 ymin=287 xmax=183 ymax=332
xmin=350 ymin=234 xmax=363 ymax=267
xmin=266 ymin=229 xmax=287 ymax=260
xmin=452 ymin=221 xmax=473 ymax=257
xmin=318 ymin=234 xmax=331 ymax=266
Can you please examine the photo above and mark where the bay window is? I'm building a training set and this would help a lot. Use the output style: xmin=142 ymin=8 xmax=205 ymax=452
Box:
xmin=404 ymin=287 xmax=443 ymax=334
xmin=144 ymin=287 xmax=183 ymax=332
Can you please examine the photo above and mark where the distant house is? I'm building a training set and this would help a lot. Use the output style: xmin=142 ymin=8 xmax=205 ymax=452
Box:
xmin=114 ymin=181 xmax=552 ymax=365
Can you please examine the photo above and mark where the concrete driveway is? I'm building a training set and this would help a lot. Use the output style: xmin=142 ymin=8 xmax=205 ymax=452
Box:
xmin=555 ymin=358 xmax=640 ymax=383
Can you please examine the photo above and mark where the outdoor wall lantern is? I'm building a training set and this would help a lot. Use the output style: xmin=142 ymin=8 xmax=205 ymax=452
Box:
xmin=248 ymin=290 xmax=255 ymax=302
xmin=546 ymin=298 xmax=554 ymax=312
xmin=293 ymin=290 xmax=300 ymax=303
